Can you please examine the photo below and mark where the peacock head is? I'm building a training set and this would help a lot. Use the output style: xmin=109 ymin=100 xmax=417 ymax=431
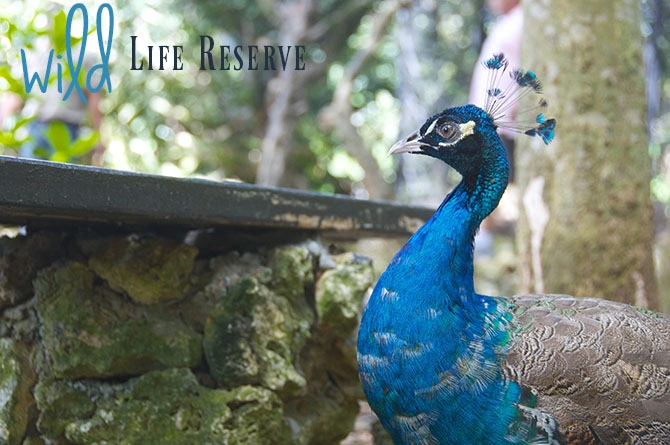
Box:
xmin=389 ymin=53 xmax=556 ymax=180
xmin=389 ymin=104 xmax=500 ymax=179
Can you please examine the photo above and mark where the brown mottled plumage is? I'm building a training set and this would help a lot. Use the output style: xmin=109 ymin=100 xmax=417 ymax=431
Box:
xmin=504 ymin=295 xmax=670 ymax=444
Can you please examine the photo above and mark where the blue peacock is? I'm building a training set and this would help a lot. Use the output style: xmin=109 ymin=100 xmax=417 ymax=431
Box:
xmin=357 ymin=53 xmax=670 ymax=444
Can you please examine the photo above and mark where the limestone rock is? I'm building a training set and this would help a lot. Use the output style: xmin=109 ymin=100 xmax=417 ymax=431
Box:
xmin=283 ymin=253 xmax=374 ymax=445
xmin=87 ymin=235 xmax=198 ymax=305
xmin=182 ymin=251 xmax=270 ymax=332
xmin=33 ymin=379 xmax=95 ymax=439
xmin=5 ymin=234 xmax=373 ymax=445
xmin=34 ymin=368 xmax=291 ymax=444
xmin=0 ymin=231 xmax=63 ymax=310
xmin=204 ymin=245 xmax=375 ymax=444
xmin=204 ymin=276 xmax=312 ymax=396
xmin=270 ymin=245 xmax=314 ymax=300
xmin=34 ymin=261 xmax=202 ymax=379
xmin=315 ymin=252 xmax=374 ymax=337
xmin=0 ymin=339 xmax=36 ymax=445
xmin=204 ymin=246 xmax=316 ymax=396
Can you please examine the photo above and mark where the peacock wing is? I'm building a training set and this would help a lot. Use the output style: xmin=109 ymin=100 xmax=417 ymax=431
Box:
xmin=501 ymin=294 xmax=670 ymax=444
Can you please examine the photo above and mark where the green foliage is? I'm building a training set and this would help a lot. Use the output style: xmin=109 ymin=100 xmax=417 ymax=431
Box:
xmin=50 ymin=11 xmax=68 ymax=55
xmin=0 ymin=4 xmax=97 ymax=161
xmin=0 ymin=116 xmax=30 ymax=148
xmin=45 ymin=122 xmax=99 ymax=162
xmin=0 ymin=66 xmax=25 ymax=95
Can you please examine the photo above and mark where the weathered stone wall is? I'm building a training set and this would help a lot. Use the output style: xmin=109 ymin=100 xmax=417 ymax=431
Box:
xmin=0 ymin=229 xmax=374 ymax=444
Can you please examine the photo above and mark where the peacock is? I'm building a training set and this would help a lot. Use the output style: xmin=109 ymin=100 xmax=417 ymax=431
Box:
xmin=357 ymin=53 xmax=670 ymax=445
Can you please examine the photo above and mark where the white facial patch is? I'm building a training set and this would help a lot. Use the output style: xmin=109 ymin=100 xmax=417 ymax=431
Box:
xmin=459 ymin=120 xmax=475 ymax=137
xmin=423 ymin=119 xmax=438 ymax=136
xmin=437 ymin=120 xmax=476 ymax=147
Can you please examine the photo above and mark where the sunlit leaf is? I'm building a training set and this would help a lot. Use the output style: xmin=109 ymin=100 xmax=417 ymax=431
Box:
xmin=50 ymin=150 xmax=70 ymax=162
xmin=51 ymin=10 xmax=67 ymax=55
xmin=45 ymin=121 xmax=71 ymax=153
xmin=0 ymin=132 xmax=17 ymax=147
xmin=70 ymin=131 xmax=99 ymax=156
xmin=33 ymin=147 xmax=49 ymax=159
xmin=0 ymin=67 xmax=27 ymax=95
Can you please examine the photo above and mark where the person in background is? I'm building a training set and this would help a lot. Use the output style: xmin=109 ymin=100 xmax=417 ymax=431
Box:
xmin=18 ymin=86 xmax=104 ymax=165
xmin=469 ymin=0 xmax=522 ymax=256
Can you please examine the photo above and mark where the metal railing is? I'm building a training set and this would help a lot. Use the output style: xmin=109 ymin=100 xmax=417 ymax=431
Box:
xmin=0 ymin=156 xmax=433 ymax=237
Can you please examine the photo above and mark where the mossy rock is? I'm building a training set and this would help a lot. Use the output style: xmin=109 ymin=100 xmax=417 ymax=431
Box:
xmin=283 ymin=318 xmax=365 ymax=445
xmin=20 ymin=239 xmax=371 ymax=444
xmin=0 ymin=231 xmax=63 ymax=310
xmin=315 ymin=252 xmax=374 ymax=337
xmin=204 ymin=275 xmax=311 ymax=396
xmin=87 ymin=235 xmax=198 ymax=305
xmin=34 ymin=368 xmax=291 ymax=444
xmin=34 ymin=262 xmax=202 ymax=379
xmin=281 ymin=253 xmax=374 ymax=444
xmin=270 ymin=245 xmax=314 ymax=300
xmin=203 ymin=246 xmax=316 ymax=395
xmin=203 ymin=246 xmax=373 ymax=444
xmin=33 ymin=379 xmax=96 ymax=439
xmin=0 ymin=339 xmax=35 ymax=445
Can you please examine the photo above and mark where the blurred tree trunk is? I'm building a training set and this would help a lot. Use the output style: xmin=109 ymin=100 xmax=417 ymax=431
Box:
xmin=516 ymin=0 xmax=659 ymax=310
xmin=393 ymin=5 xmax=451 ymax=207
xmin=256 ymin=0 xmax=313 ymax=187
xmin=255 ymin=0 xmax=377 ymax=190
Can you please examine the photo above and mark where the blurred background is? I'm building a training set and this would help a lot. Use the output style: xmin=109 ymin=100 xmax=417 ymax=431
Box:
xmin=1 ymin=0 xmax=670 ymax=310
xmin=0 ymin=0 xmax=538 ymax=202
xmin=2 ymin=0 xmax=669 ymax=206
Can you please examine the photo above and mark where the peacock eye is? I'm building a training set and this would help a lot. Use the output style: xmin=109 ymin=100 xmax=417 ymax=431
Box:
xmin=437 ymin=122 xmax=460 ymax=142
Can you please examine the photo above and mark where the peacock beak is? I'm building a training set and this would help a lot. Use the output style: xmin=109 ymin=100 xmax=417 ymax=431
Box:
xmin=388 ymin=130 xmax=425 ymax=156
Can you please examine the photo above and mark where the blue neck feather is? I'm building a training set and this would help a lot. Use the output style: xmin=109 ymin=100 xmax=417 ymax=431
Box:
xmin=358 ymin=128 xmax=523 ymax=443
xmin=358 ymin=54 xmax=557 ymax=444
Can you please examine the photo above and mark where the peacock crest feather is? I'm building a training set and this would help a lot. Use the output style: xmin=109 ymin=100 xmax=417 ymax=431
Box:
xmin=482 ymin=53 xmax=556 ymax=144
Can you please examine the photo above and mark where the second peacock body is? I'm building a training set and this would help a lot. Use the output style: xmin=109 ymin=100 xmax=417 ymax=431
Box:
xmin=357 ymin=54 xmax=670 ymax=445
